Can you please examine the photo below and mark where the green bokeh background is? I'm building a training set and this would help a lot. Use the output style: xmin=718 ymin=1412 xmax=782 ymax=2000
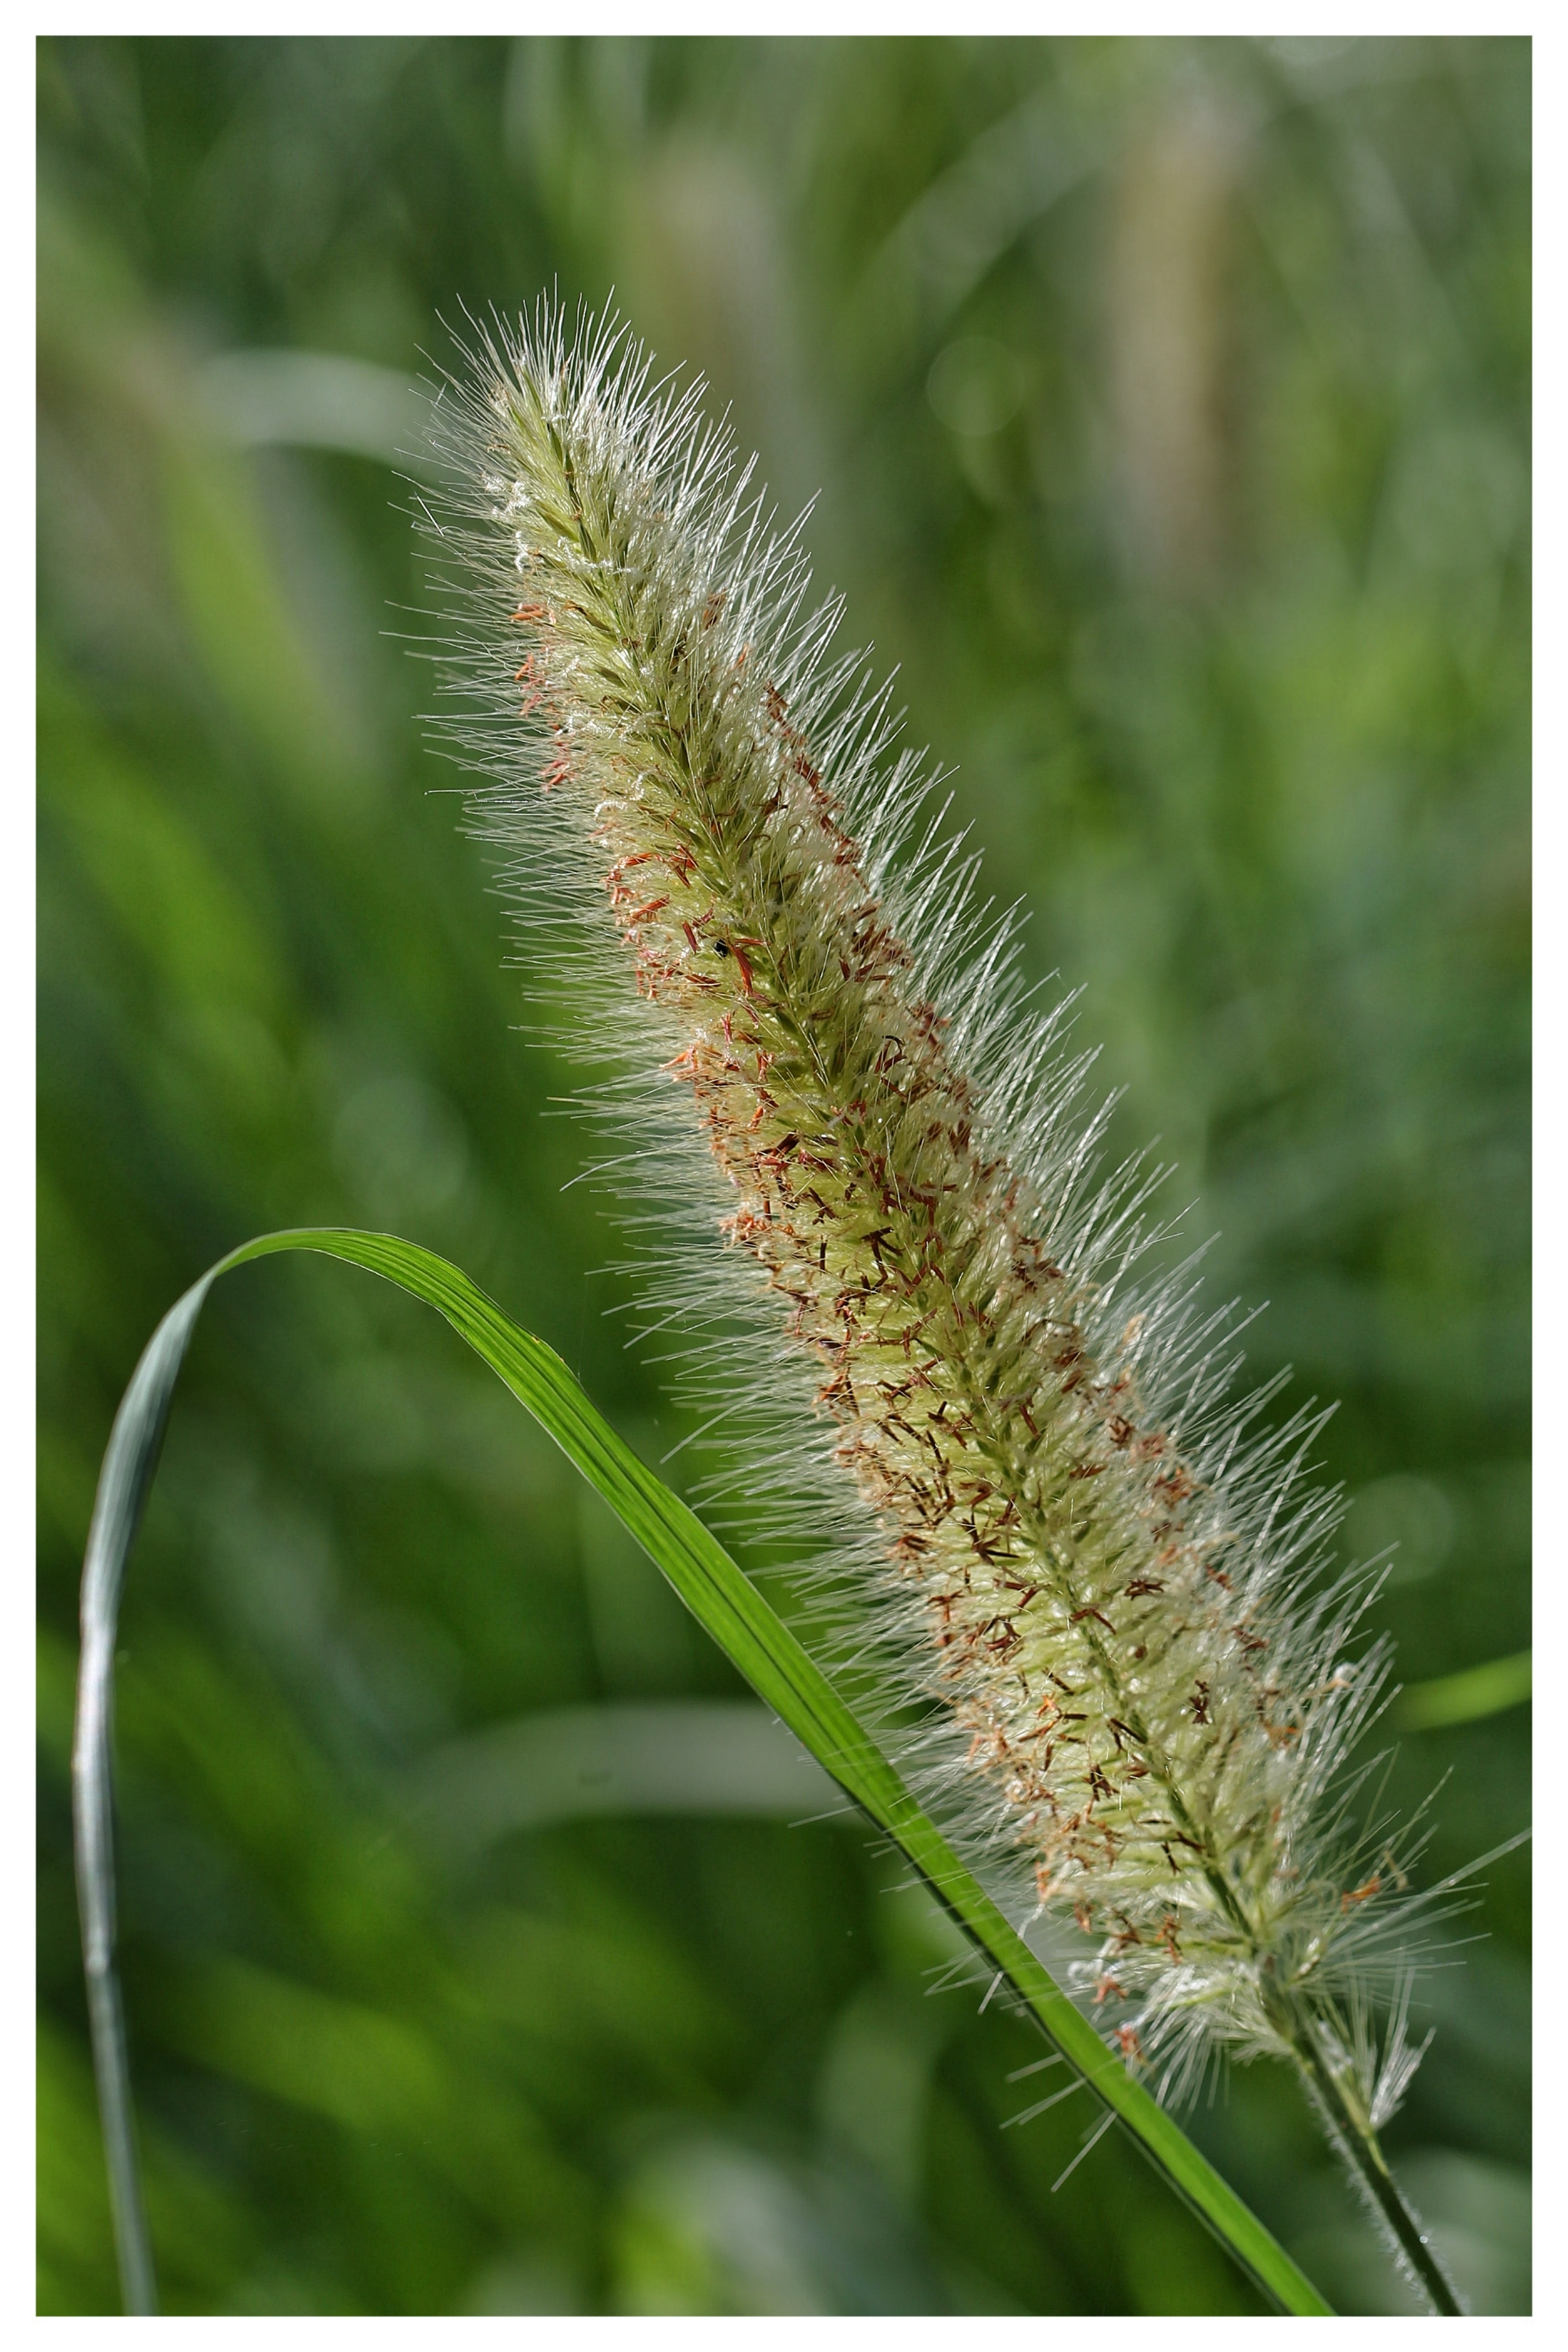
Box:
xmin=37 ymin=34 xmax=1530 ymax=2316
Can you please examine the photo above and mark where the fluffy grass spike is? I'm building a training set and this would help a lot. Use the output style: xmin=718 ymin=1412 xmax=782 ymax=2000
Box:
xmin=422 ymin=299 xmax=1469 ymax=2314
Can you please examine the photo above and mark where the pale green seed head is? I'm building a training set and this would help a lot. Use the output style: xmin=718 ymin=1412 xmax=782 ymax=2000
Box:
xmin=423 ymin=298 xmax=1452 ymax=2123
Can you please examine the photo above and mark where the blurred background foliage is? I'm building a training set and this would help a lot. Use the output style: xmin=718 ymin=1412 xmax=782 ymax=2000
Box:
xmin=37 ymin=33 xmax=1529 ymax=2316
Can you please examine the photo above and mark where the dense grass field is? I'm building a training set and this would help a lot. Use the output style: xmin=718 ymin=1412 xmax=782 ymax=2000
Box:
xmin=38 ymin=35 xmax=1529 ymax=2314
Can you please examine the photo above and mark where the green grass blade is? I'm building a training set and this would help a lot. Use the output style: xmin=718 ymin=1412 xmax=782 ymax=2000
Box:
xmin=1396 ymin=1650 xmax=1532 ymax=1732
xmin=74 ymin=1227 xmax=1334 ymax=2317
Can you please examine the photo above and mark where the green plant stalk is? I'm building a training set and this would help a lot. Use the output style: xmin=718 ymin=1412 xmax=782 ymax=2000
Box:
xmin=1278 ymin=2001 xmax=1461 ymax=2316
xmin=75 ymin=1226 xmax=1335 ymax=2316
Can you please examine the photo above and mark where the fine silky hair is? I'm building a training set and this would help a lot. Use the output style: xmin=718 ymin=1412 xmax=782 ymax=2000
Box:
xmin=418 ymin=299 xmax=1472 ymax=2303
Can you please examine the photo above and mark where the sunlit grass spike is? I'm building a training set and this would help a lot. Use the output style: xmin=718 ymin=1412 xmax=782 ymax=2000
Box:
xmin=417 ymin=296 xmax=1487 ymax=2314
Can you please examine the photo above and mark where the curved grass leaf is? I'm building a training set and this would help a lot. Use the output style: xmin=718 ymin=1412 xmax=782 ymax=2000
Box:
xmin=1396 ymin=1649 xmax=1532 ymax=1733
xmin=73 ymin=1227 xmax=1334 ymax=2317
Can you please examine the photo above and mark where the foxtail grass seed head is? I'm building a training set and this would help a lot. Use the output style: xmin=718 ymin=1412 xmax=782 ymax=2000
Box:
xmin=420 ymin=301 xmax=1466 ymax=2157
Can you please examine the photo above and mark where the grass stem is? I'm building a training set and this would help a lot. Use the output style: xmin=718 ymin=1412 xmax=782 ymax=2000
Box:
xmin=1283 ymin=2010 xmax=1461 ymax=2316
